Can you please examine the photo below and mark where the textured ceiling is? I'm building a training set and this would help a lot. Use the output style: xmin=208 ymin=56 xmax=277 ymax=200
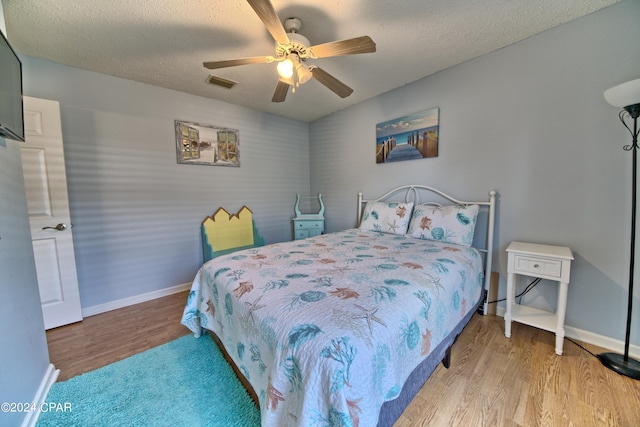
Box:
xmin=2 ymin=0 xmax=619 ymax=122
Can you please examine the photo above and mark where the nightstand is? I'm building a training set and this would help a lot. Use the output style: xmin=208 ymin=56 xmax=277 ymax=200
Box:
xmin=293 ymin=218 xmax=324 ymax=239
xmin=504 ymin=241 xmax=574 ymax=355
xmin=293 ymin=194 xmax=325 ymax=240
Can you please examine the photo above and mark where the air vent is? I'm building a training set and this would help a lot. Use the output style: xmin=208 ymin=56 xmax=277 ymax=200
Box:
xmin=206 ymin=75 xmax=237 ymax=89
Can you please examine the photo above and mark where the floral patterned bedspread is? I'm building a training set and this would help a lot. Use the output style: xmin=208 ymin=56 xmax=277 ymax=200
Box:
xmin=181 ymin=229 xmax=484 ymax=427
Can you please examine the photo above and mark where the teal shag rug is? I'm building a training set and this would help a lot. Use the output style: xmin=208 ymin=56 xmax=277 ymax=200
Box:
xmin=37 ymin=334 xmax=260 ymax=427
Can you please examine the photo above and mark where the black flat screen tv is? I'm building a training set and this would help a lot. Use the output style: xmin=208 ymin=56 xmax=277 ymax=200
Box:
xmin=0 ymin=29 xmax=24 ymax=142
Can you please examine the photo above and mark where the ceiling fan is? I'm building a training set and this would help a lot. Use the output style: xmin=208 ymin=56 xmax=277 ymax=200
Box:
xmin=203 ymin=0 xmax=376 ymax=103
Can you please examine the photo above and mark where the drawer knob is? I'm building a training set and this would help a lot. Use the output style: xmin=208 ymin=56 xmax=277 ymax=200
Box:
xmin=533 ymin=263 xmax=540 ymax=268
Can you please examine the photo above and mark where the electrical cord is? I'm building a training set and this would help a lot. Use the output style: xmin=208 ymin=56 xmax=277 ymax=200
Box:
xmin=565 ymin=337 xmax=598 ymax=358
xmin=484 ymin=279 xmax=599 ymax=359
xmin=518 ymin=278 xmax=541 ymax=304
xmin=483 ymin=278 xmax=600 ymax=359
xmin=486 ymin=277 xmax=542 ymax=305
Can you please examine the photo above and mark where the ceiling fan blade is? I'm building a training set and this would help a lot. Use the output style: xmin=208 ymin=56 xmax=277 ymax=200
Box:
xmin=272 ymin=80 xmax=289 ymax=103
xmin=311 ymin=67 xmax=353 ymax=98
xmin=246 ymin=0 xmax=290 ymax=45
xmin=203 ymin=56 xmax=275 ymax=70
xmin=310 ymin=36 xmax=376 ymax=58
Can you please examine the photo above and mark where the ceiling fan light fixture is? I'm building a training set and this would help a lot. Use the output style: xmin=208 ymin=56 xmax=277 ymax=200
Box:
xmin=203 ymin=1 xmax=375 ymax=103
xmin=278 ymin=53 xmax=303 ymax=80
xmin=297 ymin=64 xmax=313 ymax=85
xmin=277 ymin=58 xmax=294 ymax=79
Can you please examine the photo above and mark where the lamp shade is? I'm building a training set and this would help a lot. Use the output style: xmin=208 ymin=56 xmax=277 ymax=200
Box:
xmin=297 ymin=65 xmax=313 ymax=84
xmin=604 ymin=78 xmax=640 ymax=108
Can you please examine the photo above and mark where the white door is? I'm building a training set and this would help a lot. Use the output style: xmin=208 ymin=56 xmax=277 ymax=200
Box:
xmin=21 ymin=96 xmax=82 ymax=329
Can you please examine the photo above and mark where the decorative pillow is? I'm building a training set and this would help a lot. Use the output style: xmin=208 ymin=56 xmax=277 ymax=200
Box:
xmin=406 ymin=204 xmax=479 ymax=247
xmin=359 ymin=201 xmax=414 ymax=235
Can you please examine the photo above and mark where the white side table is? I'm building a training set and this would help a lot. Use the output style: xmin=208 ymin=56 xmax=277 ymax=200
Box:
xmin=504 ymin=241 xmax=574 ymax=355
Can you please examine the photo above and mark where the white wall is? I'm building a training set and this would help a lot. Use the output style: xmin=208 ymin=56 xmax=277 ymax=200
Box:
xmin=20 ymin=56 xmax=311 ymax=310
xmin=0 ymin=3 xmax=52 ymax=425
xmin=309 ymin=0 xmax=640 ymax=347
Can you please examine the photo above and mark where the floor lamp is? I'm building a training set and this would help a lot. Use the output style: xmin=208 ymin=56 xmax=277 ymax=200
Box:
xmin=602 ymin=78 xmax=640 ymax=380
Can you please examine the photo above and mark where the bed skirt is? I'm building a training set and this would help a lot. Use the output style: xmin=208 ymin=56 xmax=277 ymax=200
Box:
xmin=376 ymin=293 xmax=482 ymax=427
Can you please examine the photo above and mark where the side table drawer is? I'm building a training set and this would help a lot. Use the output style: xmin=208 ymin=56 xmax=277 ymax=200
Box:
xmin=295 ymin=229 xmax=310 ymax=240
xmin=293 ymin=218 xmax=325 ymax=240
xmin=513 ymin=255 xmax=562 ymax=278
xmin=296 ymin=220 xmax=324 ymax=229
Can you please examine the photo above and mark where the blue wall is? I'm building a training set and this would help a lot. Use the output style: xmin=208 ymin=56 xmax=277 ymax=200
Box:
xmin=8 ymin=1 xmax=640 ymax=361
xmin=0 ymin=139 xmax=51 ymax=423
xmin=0 ymin=5 xmax=51 ymax=425
xmin=4 ymin=2 xmax=638 ymax=423
xmin=309 ymin=0 xmax=640 ymax=347
xmin=20 ymin=58 xmax=310 ymax=309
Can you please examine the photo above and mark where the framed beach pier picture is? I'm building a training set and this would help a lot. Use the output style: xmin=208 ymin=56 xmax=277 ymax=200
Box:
xmin=375 ymin=107 xmax=439 ymax=163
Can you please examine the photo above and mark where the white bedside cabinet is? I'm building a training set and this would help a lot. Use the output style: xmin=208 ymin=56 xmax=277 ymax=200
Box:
xmin=504 ymin=241 xmax=574 ymax=355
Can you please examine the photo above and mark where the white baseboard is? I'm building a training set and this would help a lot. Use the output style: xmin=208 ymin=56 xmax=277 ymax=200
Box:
xmin=82 ymin=283 xmax=192 ymax=317
xmin=495 ymin=306 xmax=640 ymax=359
xmin=21 ymin=364 xmax=59 ymax=427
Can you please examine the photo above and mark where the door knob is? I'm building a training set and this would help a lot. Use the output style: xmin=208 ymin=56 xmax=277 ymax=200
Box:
xmin=42 ymin=223 xmax=67 ymax=231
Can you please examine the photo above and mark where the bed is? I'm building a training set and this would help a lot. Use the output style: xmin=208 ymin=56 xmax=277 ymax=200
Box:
xmin=182 ymin=185 xmax=496 ymax=427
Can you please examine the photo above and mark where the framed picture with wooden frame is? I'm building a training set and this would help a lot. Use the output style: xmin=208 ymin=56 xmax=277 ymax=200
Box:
xmin=175 ymin=120 xmax=240 ymax=167
xmin=375 ymin=107 xmax=439 ymax=163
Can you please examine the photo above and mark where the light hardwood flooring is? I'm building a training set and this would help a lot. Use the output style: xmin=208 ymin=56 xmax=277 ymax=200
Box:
xmin=46 ymin=291 xmax=640 ymax=426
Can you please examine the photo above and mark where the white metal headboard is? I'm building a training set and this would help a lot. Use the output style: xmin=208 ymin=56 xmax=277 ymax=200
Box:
xmin=357 ymin=185 xmax=497 ymax=315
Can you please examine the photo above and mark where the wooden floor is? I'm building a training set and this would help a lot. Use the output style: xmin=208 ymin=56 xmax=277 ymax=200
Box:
xmin=47 ymin=291 xmax=640 ymax=426
xmin=46 ymin=291 xmax=191 ymax=382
